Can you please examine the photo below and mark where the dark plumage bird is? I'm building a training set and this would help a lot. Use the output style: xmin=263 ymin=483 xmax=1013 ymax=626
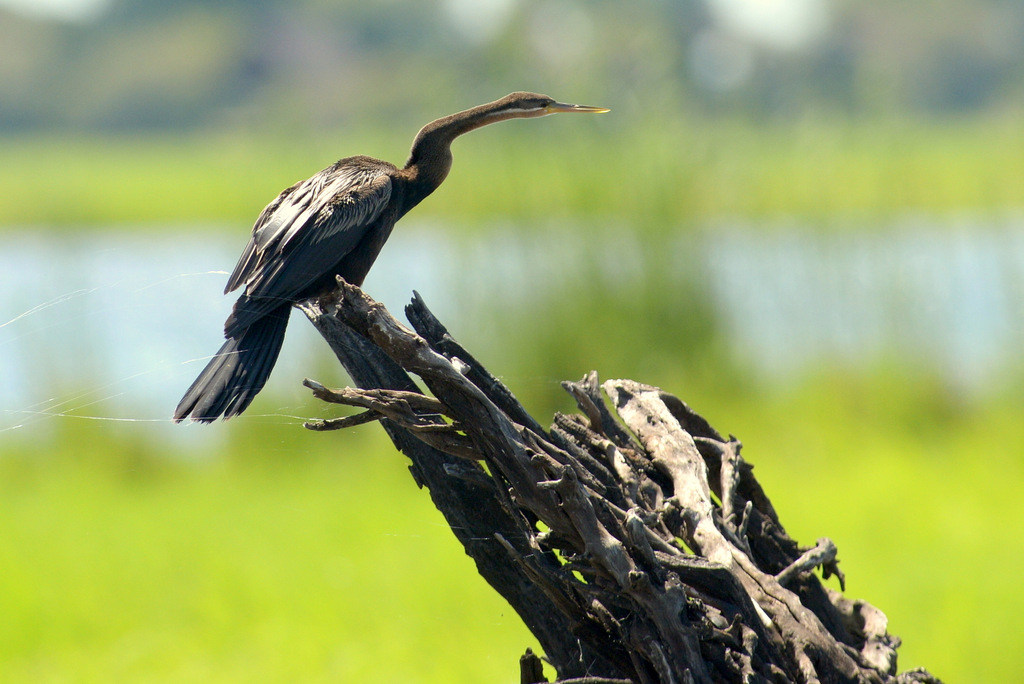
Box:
xmin=174 ymin=92 xmax=608 ymax=422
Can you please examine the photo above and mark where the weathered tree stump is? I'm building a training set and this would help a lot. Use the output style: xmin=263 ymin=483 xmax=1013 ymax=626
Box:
xmin=297 ymin=278 xmax=941 ymax=684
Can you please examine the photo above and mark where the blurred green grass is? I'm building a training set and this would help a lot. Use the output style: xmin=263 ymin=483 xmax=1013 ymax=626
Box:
xmin=719 ymin=371 xmax=1024 ymax=684
xmin=1 ymin=114 xmax=1023 ymax=228
xmin=0 ymin=421 xmax=539 ymax=683
xmin=1 ymin=370 xmax=1019 ymax=682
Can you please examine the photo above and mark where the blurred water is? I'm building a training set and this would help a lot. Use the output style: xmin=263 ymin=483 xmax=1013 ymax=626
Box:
xmin=0 ymin=216 xmax=1021 ymax=436
xmin=0 ymin=227 xmax=448 ymax=437
xmin=702 ymin=213 xmax=1024 ymax=387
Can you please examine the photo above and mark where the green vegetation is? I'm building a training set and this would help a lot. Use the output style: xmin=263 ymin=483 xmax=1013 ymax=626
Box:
xmin=2 ymin=114 xmax=1023 ymax=229
xmin=1 ymin=371 xmax=1020 ymax=683
xmin=722 ymin=372 xmax=1024 ymax=684
xmin=0 ymin=421 xmax=538 ymax=683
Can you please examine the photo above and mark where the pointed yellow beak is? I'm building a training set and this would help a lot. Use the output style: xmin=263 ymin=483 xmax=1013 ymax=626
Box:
xmin=547 ymin=101 xmax=610 ymax=114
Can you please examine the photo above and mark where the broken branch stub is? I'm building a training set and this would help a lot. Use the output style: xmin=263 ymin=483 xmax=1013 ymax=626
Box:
xmin=299 ymin=280 xmax=940 ymax=684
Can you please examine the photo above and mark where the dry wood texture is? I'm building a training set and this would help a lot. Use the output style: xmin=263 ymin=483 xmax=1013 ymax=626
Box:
xmin=298 ymin=279 xmax=940 ymax=684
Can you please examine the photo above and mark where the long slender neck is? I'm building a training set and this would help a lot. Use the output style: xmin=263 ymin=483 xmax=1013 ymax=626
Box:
xmin=399 ymin=99 xmax=526 ymax=209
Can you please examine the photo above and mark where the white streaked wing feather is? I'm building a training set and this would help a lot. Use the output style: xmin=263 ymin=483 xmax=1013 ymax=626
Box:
xmin=226 ymin=160 xmax=393 ymax=295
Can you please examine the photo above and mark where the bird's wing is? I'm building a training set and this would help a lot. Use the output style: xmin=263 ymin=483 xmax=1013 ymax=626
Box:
xmin=224 ymin=180 xmax=303 ymax=294
xmin=224 ymin=161 xmax=394 ymax=298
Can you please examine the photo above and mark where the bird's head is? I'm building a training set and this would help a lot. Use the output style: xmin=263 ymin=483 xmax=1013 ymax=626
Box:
xmin=494 ymin=91 xmax=610 ymax=118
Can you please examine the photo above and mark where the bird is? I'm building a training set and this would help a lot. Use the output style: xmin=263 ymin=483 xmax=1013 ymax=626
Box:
xmin=174 ymin=92 xmax=608 ymax=423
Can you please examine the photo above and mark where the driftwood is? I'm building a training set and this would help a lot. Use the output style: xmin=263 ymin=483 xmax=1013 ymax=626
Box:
xmin=297 ymin=278 xmax=940 ymax=684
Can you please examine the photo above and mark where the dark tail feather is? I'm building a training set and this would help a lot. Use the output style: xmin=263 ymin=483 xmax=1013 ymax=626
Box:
xmin=173 ymin=306 xmax=290 ymax=423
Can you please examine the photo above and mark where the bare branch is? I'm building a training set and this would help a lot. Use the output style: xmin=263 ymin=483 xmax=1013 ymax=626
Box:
xmin=298 ymin=282 xmax=940 ymax=684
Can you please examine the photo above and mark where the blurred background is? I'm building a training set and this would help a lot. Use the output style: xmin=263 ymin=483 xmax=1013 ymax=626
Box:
xmin=1 ymin=0 xmax=1021 ymax=681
